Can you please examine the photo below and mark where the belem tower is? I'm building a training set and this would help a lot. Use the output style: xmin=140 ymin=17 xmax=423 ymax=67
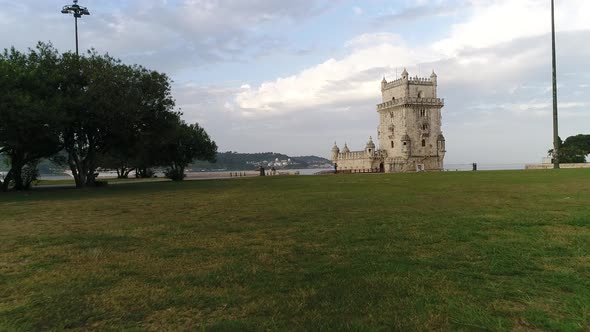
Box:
xmin=331 ymin=69 xmax=446 ymax=173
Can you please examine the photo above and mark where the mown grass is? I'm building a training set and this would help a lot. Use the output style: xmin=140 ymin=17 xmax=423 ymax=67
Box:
xmin=34 ymin=177 xmax=166 ymax=186
xmin=1 ymin=170 xmax=590 ymax=330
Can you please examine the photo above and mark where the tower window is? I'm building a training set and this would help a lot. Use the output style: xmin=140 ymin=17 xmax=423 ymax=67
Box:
xmin=391 ymin=141 xmax=394 ymax=148
xmin=422 ymin=124 xmax=428 ymax=130
xmin=422 ymin=139 xmax=426 ymax=147
xmin=420 ymin=109 xmax=426 ymax=117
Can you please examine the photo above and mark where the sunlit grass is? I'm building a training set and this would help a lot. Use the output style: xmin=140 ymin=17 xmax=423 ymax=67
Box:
xmin=1 ymin=170 xmax=589 ymax=330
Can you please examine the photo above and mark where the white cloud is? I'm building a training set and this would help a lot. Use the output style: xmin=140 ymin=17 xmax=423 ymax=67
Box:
xmin=235 ymin=33 xmax=438 ymax=116
xmin=434 ymin=0 xmax=590 ymax=57
xmin=204 ymin=0 xmax=590 ymax=162
xmin=233 ymin=0 xmax=590 ymax=119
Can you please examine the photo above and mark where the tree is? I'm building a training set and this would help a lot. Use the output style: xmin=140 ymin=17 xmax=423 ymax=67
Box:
xmin=133 ymin=109 xmax=181 ymax=178
xmin=162 ymin=122 xmax=217 ymax=181
xmin=1 ymin=42 xmax=200 ymax=189
xmin=548 ymin=134 xmax=590 ymax=163
xmin=58 ymin=51 xmax=151 ymax=187
xmin=563 ymin=134 xmax=590 ymax=154
xmin=97 ymin=66 xmax=178 ymax=178
xmin=0 ymin=43 xmax=62 ymax=191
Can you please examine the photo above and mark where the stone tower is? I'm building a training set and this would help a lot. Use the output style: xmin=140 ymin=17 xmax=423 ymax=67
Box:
xmin=376 ymin=69 xmax=445 ymax=172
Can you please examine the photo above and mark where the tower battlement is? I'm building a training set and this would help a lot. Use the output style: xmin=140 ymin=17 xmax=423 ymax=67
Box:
xmin=380 ymin=69 xmax=439 ymax=102
xmin=381 ymin=76 xmax=436 ymax=90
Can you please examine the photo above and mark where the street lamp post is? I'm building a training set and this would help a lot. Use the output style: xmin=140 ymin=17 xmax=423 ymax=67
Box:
xmin=61 ymin=0 xmax=90 ymax=56
xmin=551 ymin=0 xmax=559 ymax=169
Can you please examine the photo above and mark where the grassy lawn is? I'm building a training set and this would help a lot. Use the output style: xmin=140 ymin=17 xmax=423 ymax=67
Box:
xmin=34 ymin=177 xmax=167 ymax=186
xmin=1 ymin=170 xmax=589 ymax=330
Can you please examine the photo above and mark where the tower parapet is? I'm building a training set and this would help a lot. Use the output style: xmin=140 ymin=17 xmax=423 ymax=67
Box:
xmin=381 ymin=76 xmax=437 ymax=91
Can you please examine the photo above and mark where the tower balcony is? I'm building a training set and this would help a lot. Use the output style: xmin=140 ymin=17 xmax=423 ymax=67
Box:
xmin=377 ymin=97 xmax=444 ymax=111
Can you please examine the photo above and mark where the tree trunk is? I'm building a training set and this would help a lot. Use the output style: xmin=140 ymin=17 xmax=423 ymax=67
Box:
xmin=68 ymin=157 xmax=85 ymax=188
xmin=123 ymin=168 xmax=134 ymax=178
xmin=1 ymin=168 xmax=14 ymax=192
xmin=84 ymin=147 xmax=97 ymax=187
xmin=12 ymin=166 xmax=24 ymax=191
xmin=7 ymin=153 xmax=26 ymax=191
xmin=116 ymin=167 xmax=134 ymax=179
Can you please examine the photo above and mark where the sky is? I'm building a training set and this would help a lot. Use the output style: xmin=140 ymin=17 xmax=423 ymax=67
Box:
xmin=1 ymin=0 xmax=589 ymax=163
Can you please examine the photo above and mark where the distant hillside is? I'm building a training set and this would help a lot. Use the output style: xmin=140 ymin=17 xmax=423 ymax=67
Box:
xmin=0 ymin=152 xmax=332 ymax=173
xmin=190 ymin=152 xmax=332 ymax=171
xmin=0 ymin=154 xmax=64 ymax=174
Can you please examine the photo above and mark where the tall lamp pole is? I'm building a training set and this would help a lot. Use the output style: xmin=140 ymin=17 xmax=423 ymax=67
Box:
xmin=61 ymin=0 xmax=90 ymax=56
xmin=551 ymin=0 xmax=559 ymax=169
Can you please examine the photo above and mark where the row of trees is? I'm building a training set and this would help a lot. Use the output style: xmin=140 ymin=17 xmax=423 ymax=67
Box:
xmin=549 ymin=135 xmax=590 ymax=163
xmin=0 ymin=42 xmax=217 ymax=190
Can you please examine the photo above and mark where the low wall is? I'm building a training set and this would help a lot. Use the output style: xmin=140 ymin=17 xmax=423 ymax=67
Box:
xmin=525 ymin=163 xmax=590 ymax=170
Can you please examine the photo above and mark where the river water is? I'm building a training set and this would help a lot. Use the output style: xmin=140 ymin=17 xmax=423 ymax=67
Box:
xmin=9 ymin=164 xmax=527 ymax=181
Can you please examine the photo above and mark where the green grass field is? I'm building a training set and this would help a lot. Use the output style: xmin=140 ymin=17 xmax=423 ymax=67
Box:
xmin=1 ymin=170 xmax=589 ymax=330
xmin=34 ymin=177 xmax=166 ymax=186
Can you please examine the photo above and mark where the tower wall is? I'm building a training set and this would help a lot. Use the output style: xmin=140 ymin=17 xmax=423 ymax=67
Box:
xmin=377 ymin=72 xmax=445 ymax=171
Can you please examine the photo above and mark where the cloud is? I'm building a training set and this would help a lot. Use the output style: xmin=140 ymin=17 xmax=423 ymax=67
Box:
xmin=3 ymin=0 xmax=589 ymax=163
xmin=433 ymin=0 xmax=590 ymax=56
xmin=207 ymin=0 xmax=590 ymax=162
xmin=234 ymin=33 xmax=438 ymax=116
xmin=232 ymin=0 xmax=590 ymax=119
xmin=0 ymin=0 xmax=336 ymax=73
xmin=371 ymin=1 xmax=464 ymax=26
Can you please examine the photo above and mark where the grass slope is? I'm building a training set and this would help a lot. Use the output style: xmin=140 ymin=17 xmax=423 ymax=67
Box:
xmin=1 ymin=170 xmax=589 ymax=330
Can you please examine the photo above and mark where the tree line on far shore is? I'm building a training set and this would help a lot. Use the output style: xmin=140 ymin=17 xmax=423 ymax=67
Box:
xmin=0 ymin=42 xmax=217 ymax=191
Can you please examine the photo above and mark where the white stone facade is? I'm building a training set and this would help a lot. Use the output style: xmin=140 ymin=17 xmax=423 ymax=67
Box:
xmin=331 ymin=69 xmax=446 ymax=173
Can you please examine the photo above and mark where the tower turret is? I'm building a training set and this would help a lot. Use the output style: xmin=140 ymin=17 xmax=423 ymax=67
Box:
xmin=401 ymin=68 xmax=410 ymax=98
xmin=401 ymin=68 xmax=408 ymax=80
xmin=401 ymin=134 xmax=411 ymax=159
xmin=331 ymin=142 xmax=340 ymax=161
xmin=381 ymin=77 xmax=387 ymax=90
xmin=437 ymin=134 xmax=446 ymax=153
xmin=342 ymin=143 xmax=350 ymax=153
xmin=365 ymin=136 xmax=376 ymax=156
xmin=431 ymin=70 xmax=438 ymax=98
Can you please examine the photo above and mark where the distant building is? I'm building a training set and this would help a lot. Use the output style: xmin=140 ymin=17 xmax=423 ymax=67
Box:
xmin=331 ymin=69 xmax=446 ymax=172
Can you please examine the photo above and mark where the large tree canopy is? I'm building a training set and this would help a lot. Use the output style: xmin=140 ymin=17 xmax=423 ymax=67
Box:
xmin=97 ymin=66 xmax=179 ymax=179
xmin=162 ymin=122 xmax=218 ymax=181
xmin=0 ymin=42 xmax=217 ymax=190
xmin=549 ymin=134 xmax=590 ymax=164
xmin=0 ymin=43 xmax=62 ymax=191
xmin=57 ymin=51 xmax=182 ymax=187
